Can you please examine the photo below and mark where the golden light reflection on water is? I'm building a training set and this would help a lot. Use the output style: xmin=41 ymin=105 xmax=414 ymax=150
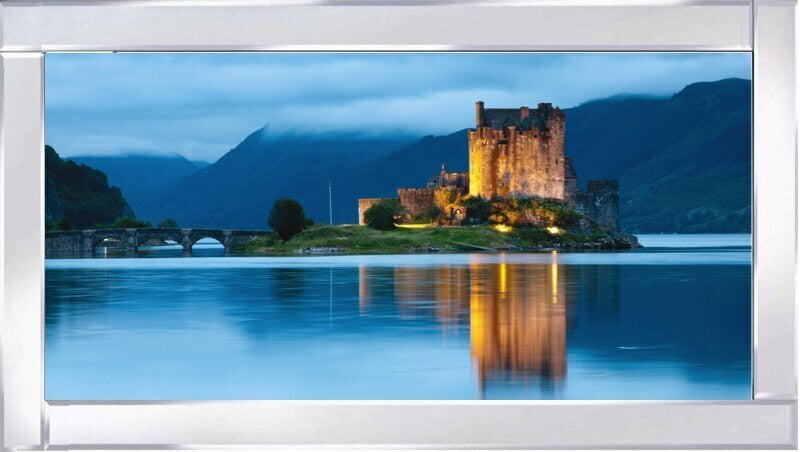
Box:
xmin=469 ymin=259 xmax=567 ymax=396
xmin=359 ymin=257 xmax=572 ymax=395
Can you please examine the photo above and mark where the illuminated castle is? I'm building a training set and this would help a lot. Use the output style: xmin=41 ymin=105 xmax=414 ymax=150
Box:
xmin=358 ymin=101 xmax=620 ymax=232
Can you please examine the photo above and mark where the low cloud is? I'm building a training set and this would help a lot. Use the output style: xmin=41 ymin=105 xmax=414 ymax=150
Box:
xmin=45 ymin=52 xmax=751 ymax=162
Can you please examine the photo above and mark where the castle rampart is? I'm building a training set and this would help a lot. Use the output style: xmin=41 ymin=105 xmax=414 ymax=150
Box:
xmin=397 ymin=188 xmax=435 ymax=217
xmin=573 ymin=180 xmax=620 ymax=233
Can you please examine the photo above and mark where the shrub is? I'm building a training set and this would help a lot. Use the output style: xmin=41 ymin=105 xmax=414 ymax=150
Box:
xmin=157 ymin=218 xmax=180 ymax=228
xmin=363 ymin=199 xmax=403 ymax=230
xmin=111 ymin=216 xmax=152 ymax=229
xmin=268 ymin=198 xmax=309 ymax=241
xmin=464 ymin=196 xmax=491 ymax=223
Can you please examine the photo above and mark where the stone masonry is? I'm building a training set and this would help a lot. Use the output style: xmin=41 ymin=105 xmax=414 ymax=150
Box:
xmin=45 ymin=228 xmax=273 ymax=254
xmin=573 ymin=181 xmax=620 ymax=233
xmin=469 ymin=102 xmax=566 ymax=200
xmin=397 ymin=188 xmax=435 ymax=217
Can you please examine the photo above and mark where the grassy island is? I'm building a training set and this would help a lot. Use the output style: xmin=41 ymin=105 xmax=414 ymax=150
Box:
xmin=240 ymin=194 xmax=639 ymax=255
xmin=238 ymin=223 xmax=637 ymax=255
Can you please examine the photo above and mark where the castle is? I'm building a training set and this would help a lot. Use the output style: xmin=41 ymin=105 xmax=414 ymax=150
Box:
xmin=358 ymin=102 xmax=620 ymax=232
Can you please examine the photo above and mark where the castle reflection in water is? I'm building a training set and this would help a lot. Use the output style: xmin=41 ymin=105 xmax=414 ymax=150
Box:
xmin=358 ymin=254 xmax=619 ymax=396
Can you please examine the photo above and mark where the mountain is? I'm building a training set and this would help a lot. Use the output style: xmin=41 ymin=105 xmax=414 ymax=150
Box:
xmin=134 ymin=131 xmax=415 ymax=229
xmin=70 ymin=154 xmax=205 ymax=216
xmin=137 ymin=78 xmax=750 ymax=233
xmin=45 ymin=145 xmax=135 ymax=229
xmin=563 ymin=77 xmax=751 ymax=232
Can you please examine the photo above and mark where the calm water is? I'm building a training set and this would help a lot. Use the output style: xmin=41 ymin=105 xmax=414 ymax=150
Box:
xmin=45 ymin=234 xmax=751 ymax=400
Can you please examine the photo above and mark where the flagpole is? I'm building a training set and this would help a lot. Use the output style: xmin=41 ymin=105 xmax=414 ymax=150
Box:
xmin=328 ymin=180 xmax=333 ymax=225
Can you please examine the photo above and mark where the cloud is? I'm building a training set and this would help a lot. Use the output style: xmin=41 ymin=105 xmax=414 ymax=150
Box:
xmin=45 ymin=52 xmax=751 ymax=162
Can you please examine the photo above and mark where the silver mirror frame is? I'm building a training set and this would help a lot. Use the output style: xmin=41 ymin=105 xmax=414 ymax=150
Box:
xmin=1 ymin=0 xmax=795 ymax=449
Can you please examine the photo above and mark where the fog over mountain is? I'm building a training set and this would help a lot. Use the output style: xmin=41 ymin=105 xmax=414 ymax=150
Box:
xmin=70 ymin=78 xmax=742 ymax=233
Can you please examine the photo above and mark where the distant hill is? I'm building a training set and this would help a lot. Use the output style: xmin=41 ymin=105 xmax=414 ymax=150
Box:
xmin=134 ymin=131 xmax=415 ymax=229
xmin=70 ymin=154 xmax=206 ymax=216
xmin=135 ymin=78 xmax=751 ymax=233
xmin=45 ymin=145 xmax=134 ymax=229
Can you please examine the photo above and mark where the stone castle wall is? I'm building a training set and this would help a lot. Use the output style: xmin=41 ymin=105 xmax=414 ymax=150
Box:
xmin=573 ymin=180 xmax=620 ymax=233
xmin=468 ymin=102 xmax=566 ymax=200
xmin=563 ymin=157 xmax=578 ymax=203
xmin=397 ymin=188 xmax=434 ymax=217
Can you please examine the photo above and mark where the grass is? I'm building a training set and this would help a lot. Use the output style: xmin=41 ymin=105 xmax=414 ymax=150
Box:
xmin=237 ymin=223 xmax=604 ymax=255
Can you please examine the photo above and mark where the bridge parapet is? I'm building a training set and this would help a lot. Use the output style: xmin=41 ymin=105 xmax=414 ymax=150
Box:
xmin=45 ymin=228 xmax=273 ymax=254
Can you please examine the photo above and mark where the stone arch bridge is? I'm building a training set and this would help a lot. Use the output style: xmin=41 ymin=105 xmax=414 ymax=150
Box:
xmin=46 ymin=228 xmax=272 ymax=254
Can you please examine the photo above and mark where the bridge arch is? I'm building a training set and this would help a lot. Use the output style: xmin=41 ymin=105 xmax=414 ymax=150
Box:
xmin=91 ymin=230 xmax=132 ymax=250
xmin=190 ymin=236 xmax=224 ymax=249
xmin=135 ymin=231 xmax=185 ymax=249
xmin=187 ymin=229 xmax=226 ymax=249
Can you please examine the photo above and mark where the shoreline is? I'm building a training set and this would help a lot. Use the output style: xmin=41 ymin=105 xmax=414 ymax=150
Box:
xmin=44 ymin=231 xmax=754 ymax=260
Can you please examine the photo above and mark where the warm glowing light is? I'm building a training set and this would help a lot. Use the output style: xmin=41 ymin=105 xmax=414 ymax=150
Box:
xmin=546 ymin=226 xmax=561 ymax=235
xmin=499 ymin=263 xmax=507 ymax=296
xmin=395 ymin=223 xmax=432 ymax=229
xmin=493 ymin=224 xmax=512 ymax=233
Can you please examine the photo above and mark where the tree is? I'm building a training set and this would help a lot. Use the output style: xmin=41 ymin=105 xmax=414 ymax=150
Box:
xmin=158 ymin=218 xmax=180 ymax=228
xmin=111 ymin=216 xmax=152 ymax=229
xmin=363 ymin=199 xmax=403 ymax=230
xmin=268 ymin=198 xmax=308 ymax=241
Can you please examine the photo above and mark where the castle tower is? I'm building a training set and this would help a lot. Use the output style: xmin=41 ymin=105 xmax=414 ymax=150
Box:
xmin=468 ymin=101 xmax=566 ymax=200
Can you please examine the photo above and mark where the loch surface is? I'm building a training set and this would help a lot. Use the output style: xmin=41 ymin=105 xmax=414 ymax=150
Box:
xmin=45 ymin=234 xmax=751 ymax=400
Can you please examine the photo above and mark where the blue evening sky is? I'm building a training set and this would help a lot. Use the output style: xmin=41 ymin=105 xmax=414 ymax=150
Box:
xmin=45 ymin=52 xmax=751 ymax=162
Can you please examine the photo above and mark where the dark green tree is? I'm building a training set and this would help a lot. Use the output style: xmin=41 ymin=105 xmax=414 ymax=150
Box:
xmin=157 ymin=218 xmax=180 ymax=228
xmin=111 ymin=216 xmax=152 ymax=229
xmin=268 ymin=198 xmax=309 ymax=241
xmin=363 ymin=199 xmax=403 ymax=230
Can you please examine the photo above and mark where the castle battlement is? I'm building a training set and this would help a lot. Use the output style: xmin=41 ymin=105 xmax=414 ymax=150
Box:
xmin=475 ymin=101 xmax=564 ymax=133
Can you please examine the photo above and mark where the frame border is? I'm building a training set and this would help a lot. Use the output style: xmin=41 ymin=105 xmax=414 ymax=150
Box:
xmin=1 ymin=0 xmax=796 ymax=449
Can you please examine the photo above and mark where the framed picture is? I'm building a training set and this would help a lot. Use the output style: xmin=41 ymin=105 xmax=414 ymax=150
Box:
xmin=1 ymin=0 xmax=796 ymax=449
